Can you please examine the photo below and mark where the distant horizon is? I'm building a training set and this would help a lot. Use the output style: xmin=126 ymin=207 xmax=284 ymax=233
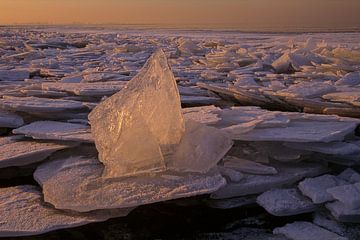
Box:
xmin=1 ymin=0 xmax=359 ymax=32
xmin=1 ymin=23 xmax=360 ymax=34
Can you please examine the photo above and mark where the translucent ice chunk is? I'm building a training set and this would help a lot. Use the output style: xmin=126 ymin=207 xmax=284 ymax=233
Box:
xmin=89 ymin=50 xmax=185 ymax=177
xmin=168 ymin=120 xmax=233 ymax=173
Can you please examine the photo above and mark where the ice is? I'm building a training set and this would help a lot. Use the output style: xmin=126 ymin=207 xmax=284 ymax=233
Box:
xmin=327 ymin=182 xmax=360 ymax=209
xmin=233 ymin=120 xmax=357 ymax=143
xmin=211 ymin=162 xmax=327 ymax=199
xmin=285 ymin=142 xmax=360 ymax=155
xmin=322 ymin=92 xmax=360 ymax=107
xmin=182 ymin=105 xmax=221 ymax=125
xmin=0 ymin=110 xmax=24 ymax=128
xmin=177 ymin=38 xmax=204 ymax=56
xmin=273 ymin=221 xmax=347 ymax=240
xmin=180 ymin=95 xmax=222 ymax=106
xmin=20 ymin=89 xmax=69 ymax=98
xmin=168 ymin=120 xmax=233 ymax=173
xmin=34 ymin=156 xmax=226 ymax=212
xmin=2 ymin=28 xmax=360 ymax=236
xmin=0 ymin=185 xmax=132 ymax=237
xmin=277 ymin=82 xmax=336 ymax=98
xmin=223 ymin=156 xmax=278 ymax=175
xmin=89 ymin=49 xmax=185 ymax=177
xmin=271 ymin=52 xmax=310 ymax=73
xmin=298 ymin=175 xmax=348 ymax=204
xmin=41 ymin=81 xmax=126 ymax=97
xmin=217 ymin=166 xmax=244 ymax=183
xmin=0 ymin=69 xmax=29 ymax=81
xmin=0 ymin=135 xmax=24 ymax=146
xmin=0 ymin=140 xmax=73 ymax=168
xmin=313 ymin=211 xmax=360 ymax=238
xmin=326 ymin=201 xmax=360 ymax=223
xmin=0 ymin=96 xmax=86 ymax=114
xmin=336 ymin=72 xmax=360 ymax=86
xmin=338 ymin=168 xmax=360 ymax=183
xmin=257 ymin=188 xmax=317 ymax=216
xmin=13 ymin=121 xmax=93 ymax=142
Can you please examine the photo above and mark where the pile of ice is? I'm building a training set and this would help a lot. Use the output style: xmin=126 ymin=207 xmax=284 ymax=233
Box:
xmin=0 ymin=50 xmax=233 ymax=237
xmin=0 ymin=28 xmax=360 ymax=239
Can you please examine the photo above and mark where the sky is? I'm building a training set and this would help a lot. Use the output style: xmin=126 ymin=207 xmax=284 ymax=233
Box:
xmin=0 ymin=0 xmax=359 ymax=30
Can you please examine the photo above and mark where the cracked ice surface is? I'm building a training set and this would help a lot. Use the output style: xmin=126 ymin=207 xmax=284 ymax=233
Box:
xmin=0 ymin=185 xmax=133 ymax=237
xmin=1 ymin=27 xmax=360 ymax=237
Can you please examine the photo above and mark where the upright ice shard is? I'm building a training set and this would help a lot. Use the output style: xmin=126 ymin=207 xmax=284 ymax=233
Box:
xmin=89 ymin=49 xmax=185 ymax=177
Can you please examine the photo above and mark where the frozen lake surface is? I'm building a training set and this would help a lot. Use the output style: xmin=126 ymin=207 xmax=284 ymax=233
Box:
xmin=0 ymin=26 xmax=360 ymax=239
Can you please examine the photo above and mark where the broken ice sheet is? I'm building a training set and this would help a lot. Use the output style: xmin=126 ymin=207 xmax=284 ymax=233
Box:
xmin=234 ymin=120 xmax=357 ymax=143
xmin=0 ymin=96 xmax=86 ymax=114
xmin=0 ymin=140 xmax=73 ymax=168
xmin=223 ymin=156 xmax=278 ymax=175
xmin=89 ymin=49 xmax=185 ymax=177
xmin=298 ymin=174 xmax=349 ymax=204
xmin=0 ymin=110 xmax=24 ymax=128
xmin=13 ymin=121 xmax=93 ymax=143
xmin=257 ymin=188 xmax=317 ymax=216
xmin=0 ymin=185 xmax=132 ymax=237
xmin=211 ymin=161 xmax=327 ymax=199
xmin=34 ymin=156 xmax=226 ymax=212
xmin=327 ymin=182 xmax=360 ymax=209
xmin=0 ymin=69 xmax=29 ymax=81
xmin=326 ymin=201 xmax=360 ymax=223
xmin=273 ymin=221 xmax=347 ymax=240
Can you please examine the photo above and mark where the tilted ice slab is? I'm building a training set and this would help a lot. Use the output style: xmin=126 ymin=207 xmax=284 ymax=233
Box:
xmin=181 ymin=106 xmax=359 ymax=144
xmin=257 ymin=188 xmax=317 ymax=216
xmin=0 ymin=185 xmax=132 ymax=237
xmin=20 ymin=89 xmax=69 ymax=98
xmin=89 ymin=49 xmax=185 ymax=177
xmin=0 ymin=140 xmax=73 ymax=168
xmin=336 ymin=72 xmax=360 ymax=86
xmin=0 ymin=96 xmax=86 ymax=113
xmin=273 ymin=221 xmax=347 ymax=240
xmin=41 ymin=82 xmax=126 ymax=97
xmin=13 ymin=121 xmax=93 ymax=143
xmin=285 ymin=141 xmax=360 ymax=155
xmin=322 ymin=91 xmax=360 ymax=107
xmin=338 ymin=168 xmax=360 ymax=183
xmin=276 ymin=82 xmax=336 ymax=99
xmin=34 ymin=156 xmax=226 ymax=212
xmin=0 ymin=110 xmax=24 ymax=128
xmin=217 ymin=166 xmax=244 ymax=183
xmin=182 ymin=105 xmax=221 ymax=125
xmin=223 ymin=156 xmax=278 ymax=175
xmin=234 ymin=120 xmax=357 ymax=143
xmin=0 ymin=69 xmax=29 ymax=81
xmin=0 ymin=135 xmax=24 ymax=146
xmin=211 ymin=162 xmax=327 ymax=199
xmin=298 ymin=174 xmax=348 ymax=204
xmin=327 ymin=182 xmax=360 ymax=209
xmin=312 ymin=211 xmax=360 ymax=238
xmin=168 ymin=120 xmax=232 ymax=173
xmin=271 ymin=52 xmax=313 ymax=73
xmin=180 ymin=95 xmax=222 ymax=106
xmin=326 ymin=201 xmax=360 ymax=223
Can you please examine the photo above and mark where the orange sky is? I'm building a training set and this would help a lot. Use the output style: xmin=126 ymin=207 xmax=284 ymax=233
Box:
xmin=1 ymin=0 xmax=359 ymax=30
